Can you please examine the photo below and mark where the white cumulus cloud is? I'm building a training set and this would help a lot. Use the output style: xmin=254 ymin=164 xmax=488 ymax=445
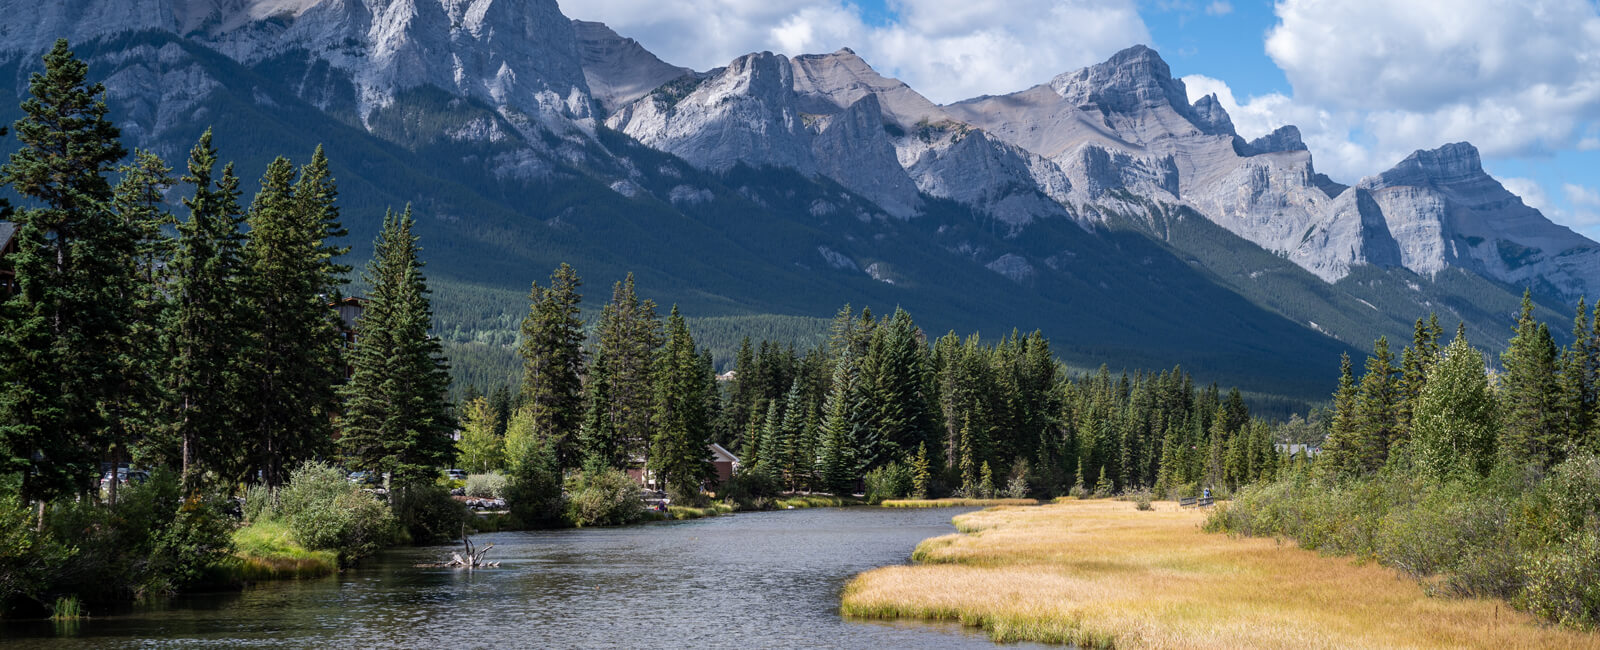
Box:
xmin=557 ymin=0 xmax=1150 ymax=104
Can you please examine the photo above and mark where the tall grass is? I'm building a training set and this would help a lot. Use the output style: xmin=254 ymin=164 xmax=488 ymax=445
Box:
xmin=222 ymin=519 xmax=338 ymax=581
xmin=841 ymin=499 xmax=1599 ymax=648
xmin=878 ymin=498 xmax=1037 ymax=508
xmin=49 ymin=596 xmax=86 ymax=620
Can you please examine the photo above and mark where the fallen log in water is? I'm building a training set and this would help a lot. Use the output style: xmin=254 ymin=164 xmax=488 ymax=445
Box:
xmin=415 ymin=530 xmax=500 ymax=569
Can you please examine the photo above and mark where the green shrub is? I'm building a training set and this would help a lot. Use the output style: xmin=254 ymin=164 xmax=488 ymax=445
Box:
xmin=565 ymin=469 xmax=645 ymax=527
xmin=505 ymin=430 xmax=565 ymax=526
xmin=864 ymin=462 xmax=912 ymax=503
xmin=242 ymin=484 xmax=276 ymax=523
xmin=667 ymin=482 xmax=709 ymax=508
xmin=722 ymin=467 xmax=783 ymax=506
xmin=0 ymin=491 xmax=74 ymax=609
xmin=465 ymin=472 xmax=507 ymax=499
xmin=392 ymin=484 xmax=470 ymax=545
xmin=278 ymin=462 xmax=397 ymax=564
xmin=1521 ymin=531 xmax=1600 ymax=629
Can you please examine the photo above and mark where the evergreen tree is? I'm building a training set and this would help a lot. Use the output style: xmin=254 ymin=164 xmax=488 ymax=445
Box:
xmin=1500 ymin=291 xmax=1567 ymax=469
xmin=517 ymin=264 xmax=585 ymax=470
xmin=455 ymin=396 xmax=504 ymax=473
xmin=577 ymin=349 xmax=622 ymax=471
xmin=1413 ymin=332 xmax=1499 ymax=481
xmin=592 ymin=274 xmax=660 ymax=467
xmin=240 ymin=153 xmax=347 ymax=486
xmin=105 ymin=149 xmax=175 ymax=500
xmin=910 ymin=442 xmax=931 ymax=499
xmin=0 ymin=40 xmax=131 ymax=503
xmin=649 ymin=306 xmax=713 ymax=494
xmin=159 ymin=132 xmax=250 ymax=488
xmin=1321 ymin=353 xmax=1359 ymax=477
xmin=817 ymin=350 xmax=863 ymax=494
xmin=978 ymin=461 xmax=995 ymax=499
xmin=339 ymin=206 xmax=453 ymax=485
xmin=1557 ymin=299 xmax=1593 ymax=447
xmin=1351 ymin=337 xmax=1400 ymax=473
xmin=777 ymin=378 xmax=809 ymax=489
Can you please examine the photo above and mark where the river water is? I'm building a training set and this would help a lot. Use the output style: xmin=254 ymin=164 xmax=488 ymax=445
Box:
xmin=7 ymin=506 xmax=1037 ymax=648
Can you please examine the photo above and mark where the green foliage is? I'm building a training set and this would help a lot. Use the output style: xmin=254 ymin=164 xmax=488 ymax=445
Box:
xmin=518 ymin=263 xmax=586 ymax=470
xmin=276 ymin=461 xmax=396 ymax=564
xmin=465 ymin=472 xmax=508 ymax=499
xmin=1412 ymin=333 xmax=1500 ymax=481
xmin=720 ymin=467 xmax=784 ymax=506
xmin=391 ymin=483 xmax=469 ymax=545
xmin=0 ymin=38 xmax=133 ymax=503
xmin=455 ymin=397 xmax=505 ymax=473
xmin=242 ymin=483 xmax=277 ymax=524
xmin=0 ymin=489 xmax=74 ymax=609
xmin=649 ymin=306 xmax=715 ymax=495
xmin=564 ymin=469 xmax=646 ymax=527
xmin=863 ymin=462 xmax=913 ymax=503
xmin=504 ymin=410 xmax=565 ymax=526
xmin=340 ymin=206 xmax=454 ymax=485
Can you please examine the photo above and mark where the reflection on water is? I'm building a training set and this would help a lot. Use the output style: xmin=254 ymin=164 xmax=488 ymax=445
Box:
xmin=6 ymin=506 xmax=1039 ymax=648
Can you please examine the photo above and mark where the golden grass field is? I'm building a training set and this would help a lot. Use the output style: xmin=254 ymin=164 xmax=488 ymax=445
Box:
xmin=879 ymin=498 xmax=1040 ymax=508
xmin=841 ymin=499 xmax=1600 ymax=649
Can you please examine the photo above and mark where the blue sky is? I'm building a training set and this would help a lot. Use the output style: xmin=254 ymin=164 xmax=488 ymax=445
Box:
xmin=562 ymin=0 xmax=1600 ymax=239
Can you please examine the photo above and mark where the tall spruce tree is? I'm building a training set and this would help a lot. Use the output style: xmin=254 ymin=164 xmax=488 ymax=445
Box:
xmin=817 ymin=348 xmax=864 ymax=494
xmin=160 ymin=131 xmax=250 ymax=488
xmin=339 ymin=206 xmax=453 ymax=485
xmin=517 ymin=264 xmax=585 ymax=470
xmin=591 ymin=274 xmax=660 ymax=468
xmin=1499 ymin=291 xmax=1567 ymax=469
xmin=240 ymin=155 xmax=346 ymax=486
xmin=0 ymin=40 xmax=131 ymax=503
xmin=105 ymin=149 xmax=175 ymax=502
xmin=649 ymin=306 xmax=713 ymax=494
xmin=1320 ymin=353 xmax=1359 ymax=477
xmin=1350 ymin=337 xmax=1400 ymax=473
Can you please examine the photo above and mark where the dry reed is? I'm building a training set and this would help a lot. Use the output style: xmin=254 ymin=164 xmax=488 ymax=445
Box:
xmin=841 ymin=499 xmax=1600 ymax=649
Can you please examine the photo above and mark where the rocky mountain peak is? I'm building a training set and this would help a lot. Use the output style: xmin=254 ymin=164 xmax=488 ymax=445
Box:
xmin=789 ymin=47 xmax=945 ymax=126
xmin=1238 ymin=125 xmax=1307 ymax=156
xmin=1370 ymin=142 xmax=1485 ymax=188
xmin=573 ymin=19 xmax=691 ymax=115
xmin=1050 ymin=45 xmax=1183 ymax=114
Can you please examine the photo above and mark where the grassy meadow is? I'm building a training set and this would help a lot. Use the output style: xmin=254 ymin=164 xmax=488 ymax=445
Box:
xmin=879 ymin=498 xmax=1040 ymax=508
xmin=840 ymin=499 xmax=1600 ymax=649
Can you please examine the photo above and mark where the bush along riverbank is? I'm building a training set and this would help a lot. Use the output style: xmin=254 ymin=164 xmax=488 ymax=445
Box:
xmin=841 ymin=499 xmax=1599 ymax=648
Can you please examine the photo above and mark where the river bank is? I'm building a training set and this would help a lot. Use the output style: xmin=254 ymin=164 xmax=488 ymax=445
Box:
xmin=7 ymin=507 xmax=1020 ymax=648
xmin=840 ymin=499 xmax=1600 ymax=649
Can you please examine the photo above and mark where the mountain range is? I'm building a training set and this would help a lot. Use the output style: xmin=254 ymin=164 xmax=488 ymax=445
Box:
xmin=0 ymin=0 xmax=1589 ymax=404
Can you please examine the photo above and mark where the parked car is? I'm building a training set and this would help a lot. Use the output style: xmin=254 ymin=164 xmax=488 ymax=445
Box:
xmin=445 ymin=468 xmax=468 ymax=481
xmin=347 ymin=470 xmax=383 ymax=487
xmin=99 ymin=468 xmax=149 ymax=492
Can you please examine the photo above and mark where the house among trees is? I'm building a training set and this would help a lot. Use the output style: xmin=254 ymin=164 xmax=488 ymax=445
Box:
xmin=709 ymin=443 xmax=740 ymax=483
xmin=626 ymin=444 xmax=740 ymax=490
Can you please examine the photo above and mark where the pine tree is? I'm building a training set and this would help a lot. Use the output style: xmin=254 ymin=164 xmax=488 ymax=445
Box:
xmin=338 ymin=207 xmax=453 ymax=485
xmin=649 ymin=306 xmax=713 ymax=495
xmin=1350 ymin=337 xmax=1400 ymax=473
xmin=1320 ymin=353 xmax=1359 ymax=477
xmin=517 ymin=264 xmax=585 ymax=470
xmin=455 ymin=396 xmax=504 ymax=473
xmin=1413 ymin=331 xmax=1499 ymax=481
xmin=0 ymin=40 xmax=131 ymax=503
xmin=577 ymin=349 xmax=622 ymax=471
xmin=777 ymin=378 xmax=808 ymax=490
xmin=1557 ymin=299 xmax=1593 ymax=446
xmin=910 ymin=442 xmax=931 ymax=499
xmin=105 ymin=149 xmax=175 ymax=501
xmin=240 ymin=154 xmax=347 ymax=486
xmin=817 ymin=350 xmax=863 ymax=494
xmin=1500 ymin=290 xmax=1566 ymax=470
xmin=160 ymin=131 xmax=250 ymax=488
xmin=592 ymin=274 xmax=660 ymax=468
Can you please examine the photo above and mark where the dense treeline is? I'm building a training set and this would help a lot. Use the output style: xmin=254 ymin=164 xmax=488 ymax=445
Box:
xmin=0 ymin=41 xmax=459 ymax=613
xmin=468 ymin=270 xmax=1285 ymax=506
xmin=1212 ymin=292 xmax=1600 ymax=629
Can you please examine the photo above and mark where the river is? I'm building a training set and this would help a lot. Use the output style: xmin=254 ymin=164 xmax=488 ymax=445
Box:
xmin=7 ymin=506 xmax=1039 ymax=648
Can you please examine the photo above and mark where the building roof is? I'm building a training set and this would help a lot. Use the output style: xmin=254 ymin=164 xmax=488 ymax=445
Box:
xmin=0 ymin=221 xmax=15 ymax=250
xmin=709 ymin=442 xmax=740 ymax=465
